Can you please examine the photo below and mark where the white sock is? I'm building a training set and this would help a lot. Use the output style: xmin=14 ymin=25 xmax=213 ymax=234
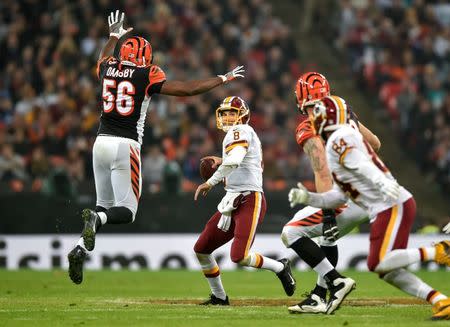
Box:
xmin=196 ymin=253 xmax=226 ymax=300
xmin=316 ymin=275 xmax=328 ymax=288
xmin=382 ymin=268 xmax=446 ymax=304
xmin=76 ymin=238 xmax=88 ymax=252
xmin=313 ymin=258 xmax=335 ymax=278
xmin=98 ymin=212 xmax=107 ymax=225
xmin=245 ymin=253 xmax=283 ymax=273
xmin=376 ymin=248 xmax=423 ymax=272
xmin=419 ymin=247 xmax=436 ymax=261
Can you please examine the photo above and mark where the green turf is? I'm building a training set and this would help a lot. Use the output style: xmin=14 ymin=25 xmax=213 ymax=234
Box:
xmin=0 ymin=269 xmax=449 ymax=326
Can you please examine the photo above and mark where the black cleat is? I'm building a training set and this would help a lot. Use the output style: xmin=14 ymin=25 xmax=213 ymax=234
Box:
xmin=276 ymin=258 xmax=296 ymax=296
xmin=326 ymin=277 xmax=356 ymax=314
xmin=68 ymin=245 xmax=87 ymax=285
xmin=199 ymin=294 xmax=230 ymax=306
xmin=81 ymin=209 xmax=100 ymax=251
xmin=288 ymin=292 xmax=327 ymax=314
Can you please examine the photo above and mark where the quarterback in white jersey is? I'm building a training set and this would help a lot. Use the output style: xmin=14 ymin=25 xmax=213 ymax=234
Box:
xmin=289 ymin=95 xmax=450 ymax=320
xmin=193 ymin=96 xmax=296 ymax=305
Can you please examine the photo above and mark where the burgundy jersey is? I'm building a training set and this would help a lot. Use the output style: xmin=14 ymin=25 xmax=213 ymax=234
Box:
xmin=96 ymin=56 xmax=166 ymax=144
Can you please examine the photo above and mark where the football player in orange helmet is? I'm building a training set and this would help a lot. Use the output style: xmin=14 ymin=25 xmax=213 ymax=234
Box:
xmin=283 ymin=72 xmax=382 ymax=314
xmin=68 ymin=10 xmax=246 ymax=285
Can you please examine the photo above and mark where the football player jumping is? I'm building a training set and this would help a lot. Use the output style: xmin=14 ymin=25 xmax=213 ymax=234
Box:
xmin=193 ymin=96 xmax=296 ymax=305
xmin=282 ymin=72 xmax=380 ymax=314
xmin=289 ymin=96 xmax=450 ymax=320
xmin=68 ymin=11 xmax=245 ymax=284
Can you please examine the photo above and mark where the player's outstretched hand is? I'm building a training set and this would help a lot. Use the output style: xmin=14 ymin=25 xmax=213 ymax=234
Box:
xmin=218 ymin=66 xmax=245 ymax=83
xmin=443 ymin=221 xmax=450 ymax=234
xmin=194 ymin=182 xmax=213 ymax=201
xmin=288 ymin=182 xmax=309 ymax=208
xmin=201 ymin=156 xmax=222 ymax=169
xmin=108 ymin=10 xmax=133 ymax=39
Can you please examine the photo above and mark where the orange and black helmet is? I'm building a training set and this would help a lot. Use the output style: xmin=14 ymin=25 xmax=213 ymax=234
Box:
xmin=295 ymin=72 xmax=330 ymax=114
xmin=119 ymin=36 xmax=152 ymax=67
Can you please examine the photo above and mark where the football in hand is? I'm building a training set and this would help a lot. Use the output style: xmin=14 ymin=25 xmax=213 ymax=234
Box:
xmin=200 ymin=158 xmax=217 ymax=181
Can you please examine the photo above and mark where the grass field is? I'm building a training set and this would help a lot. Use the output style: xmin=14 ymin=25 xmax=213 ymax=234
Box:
xmin=0 ymin=269 xmax=449 ymax=326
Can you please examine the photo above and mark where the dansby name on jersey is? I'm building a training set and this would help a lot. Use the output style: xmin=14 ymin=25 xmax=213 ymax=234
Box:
xmin=105 ymin=67 xmax=135 ymax=78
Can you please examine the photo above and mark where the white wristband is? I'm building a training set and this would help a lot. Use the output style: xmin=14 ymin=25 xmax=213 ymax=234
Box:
xmin=217 ymin=75 xmax=227 ymax=83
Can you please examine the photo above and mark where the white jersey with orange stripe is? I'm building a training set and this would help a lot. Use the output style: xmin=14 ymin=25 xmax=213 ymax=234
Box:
xmin=222 ymin=124 xmax=263 ymax=193
xmin=325 ymin=125 xmax=412 ymax=221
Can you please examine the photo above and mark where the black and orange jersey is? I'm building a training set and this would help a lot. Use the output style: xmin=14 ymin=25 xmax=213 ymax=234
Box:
xmin=295 ymin=104 xmax=360 ymax=148
xmin=96 ymin=56 xmax=166 ymax=144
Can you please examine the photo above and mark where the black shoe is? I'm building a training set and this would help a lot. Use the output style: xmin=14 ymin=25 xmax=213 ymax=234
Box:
xmin=199 ymin=294 xmax=230 ymax=305
xmin=276 ymin=258 xmax=296 ymax=296
xmin=82 ymin=209 xmax=100 ymax=251
xmin=326 ymin=277 xmax=356 ymax=314
xmin=68 ymin=245 xmax=87 ymax=285
xmin=288 ymin=292 xmax=327 ymax=313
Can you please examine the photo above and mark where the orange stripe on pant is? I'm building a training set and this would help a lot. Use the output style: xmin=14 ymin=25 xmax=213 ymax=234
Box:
xmin=129 ymin=145 xmax=141 ymax=201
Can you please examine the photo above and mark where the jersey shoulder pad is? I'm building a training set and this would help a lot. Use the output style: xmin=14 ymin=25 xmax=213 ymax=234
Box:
xmin=295 ymin=119 xmax=316 ymax=146
xmin=96 ymin=56 xmax=114 ymax=79
xmin=149 ymin=65 xmax=166 ymax=84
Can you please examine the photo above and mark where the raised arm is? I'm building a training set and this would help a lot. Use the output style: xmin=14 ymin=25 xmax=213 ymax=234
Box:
xmin=160 ymin=66 xmax=245 ymax=96
xmin=99 ymin=11 xmax=133 ymax=61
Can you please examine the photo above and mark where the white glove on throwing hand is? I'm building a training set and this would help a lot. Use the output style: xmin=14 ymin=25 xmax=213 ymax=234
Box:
xmin=218 ymin=66 xmax=245 ymax=83
xmin=443 ymin=221 xmax=450 ymax=234
xmin=108 ymin=10 xmax=133 ymax=39
xmin=217 ymin=214 xmax=232 ymax=232
xmin=375 ymin=178 xmax=400 ymax=202
xmin=288 ymin=182 xmax=310 ymax=208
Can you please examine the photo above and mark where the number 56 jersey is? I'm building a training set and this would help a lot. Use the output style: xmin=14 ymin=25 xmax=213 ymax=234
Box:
xmin=96 ymin=56 xmax=166 ymax=144
xmin=325 ymin=125 xmax=412 ymax=220
xmin=222 ymin=124 xmax=263 ymax=193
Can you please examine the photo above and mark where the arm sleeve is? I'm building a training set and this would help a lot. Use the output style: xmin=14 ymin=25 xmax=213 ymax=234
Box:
xmin=206 ymin=146 xmax=247 ymax=186
xmin=146 ymin=65 xmax=167 ymax=96
xmin=306 ymin=185 xmax=348 ymax=209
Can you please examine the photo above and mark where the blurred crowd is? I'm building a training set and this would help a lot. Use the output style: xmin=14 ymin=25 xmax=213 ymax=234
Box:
xmin=0 ymin=0 xmax=313 ymax=195
xmin=333 ymin=0 xmax=450 ymax=192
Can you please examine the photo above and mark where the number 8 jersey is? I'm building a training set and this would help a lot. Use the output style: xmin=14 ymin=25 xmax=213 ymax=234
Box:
xmin=96 ymin=56 xmax=166 ymax=144
xmin=222 ymin=124 xmax=263 ymax=193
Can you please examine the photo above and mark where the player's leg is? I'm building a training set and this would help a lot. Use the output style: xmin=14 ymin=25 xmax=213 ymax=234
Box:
xmin=367 ymin=198 xmax=449 ymax=318
xmin=193 ymin=211 xmax=235 ymax=305
xmin=68 ymin=137 xmax=115 ymax=284
xmin=230 ymin=192 xmax=296 ymax=297
xmin=281 ymin=206 xmax=356 ymax=314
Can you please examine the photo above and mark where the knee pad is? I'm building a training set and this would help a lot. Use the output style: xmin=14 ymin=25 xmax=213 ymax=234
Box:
xmin=281 ymin=226 xmax=302 ymax=248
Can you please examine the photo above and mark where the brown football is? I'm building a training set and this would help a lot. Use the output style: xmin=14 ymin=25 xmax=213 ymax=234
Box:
xmin=200 ymin=158 xmax=217 ymax=181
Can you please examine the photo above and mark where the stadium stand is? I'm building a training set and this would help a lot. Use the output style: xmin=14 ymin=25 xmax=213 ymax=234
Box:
xmin=0 ymin=0 xmax=313 ymax=194
xmin=332 ymin=0 xmax=450 ymax=193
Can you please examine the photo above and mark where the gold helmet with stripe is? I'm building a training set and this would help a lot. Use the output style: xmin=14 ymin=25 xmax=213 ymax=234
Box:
xmin=216 ymin=96 xmax=250 ymax=132
xmin=312 ymin=96 xmax=350 ymax=136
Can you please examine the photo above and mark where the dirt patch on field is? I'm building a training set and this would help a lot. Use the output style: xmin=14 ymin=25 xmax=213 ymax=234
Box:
xmin=144 ymin=298 xmax=426 ymax=307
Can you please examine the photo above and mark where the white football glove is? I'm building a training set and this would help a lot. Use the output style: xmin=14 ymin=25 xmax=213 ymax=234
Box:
xmin=375 ymin=178 xmax=400 ymax=202
xmin=288 ymin=182 xmax=310 ymax=208
xmin=108 ymin=10 xmax=133 ymax=39
xmin=443 ymin=221 xmax=450 ymax=234
xmin=217 ymin=214 xmax=232 ymax=232
xmin=218 ymin=65 xmax=245 ymax=83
